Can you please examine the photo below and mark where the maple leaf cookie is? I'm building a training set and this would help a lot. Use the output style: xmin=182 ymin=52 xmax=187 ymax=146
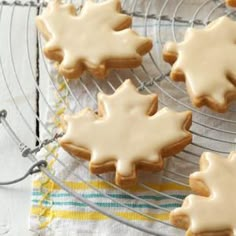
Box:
xmin=36 ymin=0 xmax=153 ymax=79
xmin=163 ymin=16 xmax=236 ymax=113
xmin=59 ymin=79 xmax=192 ymax=187
xmin=170 ymin=152 xmax=236 ymax=236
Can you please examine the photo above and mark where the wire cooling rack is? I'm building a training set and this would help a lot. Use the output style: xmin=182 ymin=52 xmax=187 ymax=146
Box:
xmin=1 ymin=0 xmax=236 ymax=235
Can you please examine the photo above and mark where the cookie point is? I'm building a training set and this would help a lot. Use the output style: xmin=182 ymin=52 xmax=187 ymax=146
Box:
xmin=150 ymin=93 xmax=158 ymax=101
xmin=181 ymin=110 xmax=192 ymax=121
xmin=97 ymin=91 xmax=106 ymax=101
xmin=181 ymin=110 xmax=192 ymax=117
xmin=118 ymin=79 xmax=135 ymax=90
xmin=200 ymin=152 xmax=210 ymax=163
xmin=229 ymin=151 xmax=236 ymax=159
xmin=164 ymin=41 xmax=178 ymax=53
xmin=189 ymin=171 xmax=200 ymax=180
xmin=123 ymin=78 xmax=133 ymax=85
xmin=170 ymin=206 xmax=191 ymax=230
xmin=202 ymin=151 xmax=212 ymax=157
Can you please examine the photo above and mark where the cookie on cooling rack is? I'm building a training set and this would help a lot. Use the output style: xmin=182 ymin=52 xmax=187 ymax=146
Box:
xmin=36 ymin=0 xmax=152 ymax=79
xmin=170 ymin=151 xmax=236 ymax=236
xmin=163 ymin=16 xmax=236 ymax=113
xmin=59 ymin=79 xmax=192 ymax=187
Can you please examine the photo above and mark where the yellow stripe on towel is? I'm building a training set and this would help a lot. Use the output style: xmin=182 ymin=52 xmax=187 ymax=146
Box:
xmin=33 ymin=180 xmax=189 ymax=192
xmin=31 ymin=207 xmax=170 ymax=221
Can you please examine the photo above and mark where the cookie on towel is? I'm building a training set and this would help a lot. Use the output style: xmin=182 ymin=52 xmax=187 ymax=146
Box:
xmin=163 ymin=16 xmax=236 ymax=112
xmin=36 ymin=0 xmax=152 ymax=79
xmin=59 ymin=79 xmax=192 ymax=187
xmin=170 ymin=152 xmax=236 ymax=236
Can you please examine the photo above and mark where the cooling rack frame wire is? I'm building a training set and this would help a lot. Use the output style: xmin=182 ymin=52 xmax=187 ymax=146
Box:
xmin=0 ymin=0 xmax=236 ymax=235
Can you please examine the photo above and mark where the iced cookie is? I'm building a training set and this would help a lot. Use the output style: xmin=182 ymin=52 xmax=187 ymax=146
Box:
xmin=36 ymin=0 xmax=153 ymax=79
xmin=59 ymin=79 xmax=192 ymax=187
xmin=170 ymin=152 xmax=236 ymax=236
xmin=163 ymin=16 xmax=236 ymax=112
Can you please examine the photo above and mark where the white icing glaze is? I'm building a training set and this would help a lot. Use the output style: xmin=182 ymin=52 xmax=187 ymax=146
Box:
xmin=37 ymin=0 xmax=152 ymax=70
xmin=164 ymin=16 xmax=236 ymax=105
xmin=60 ymin=79 xmax=191 ymax=177
xmin=172 ymin=152 xmax=236 ymax=234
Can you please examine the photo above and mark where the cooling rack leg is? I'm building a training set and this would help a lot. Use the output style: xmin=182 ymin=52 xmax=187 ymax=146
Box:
xmin=0 ymin=109 xmax=48 ymax=185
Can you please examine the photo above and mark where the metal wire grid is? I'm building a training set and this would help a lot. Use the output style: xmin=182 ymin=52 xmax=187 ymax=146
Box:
xmin=0 ymin=0 xmax=236 ymax=235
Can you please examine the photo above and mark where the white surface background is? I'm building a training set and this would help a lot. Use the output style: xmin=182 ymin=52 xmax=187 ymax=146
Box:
xmin=0 ymin=2 xmax=37 ymax=236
